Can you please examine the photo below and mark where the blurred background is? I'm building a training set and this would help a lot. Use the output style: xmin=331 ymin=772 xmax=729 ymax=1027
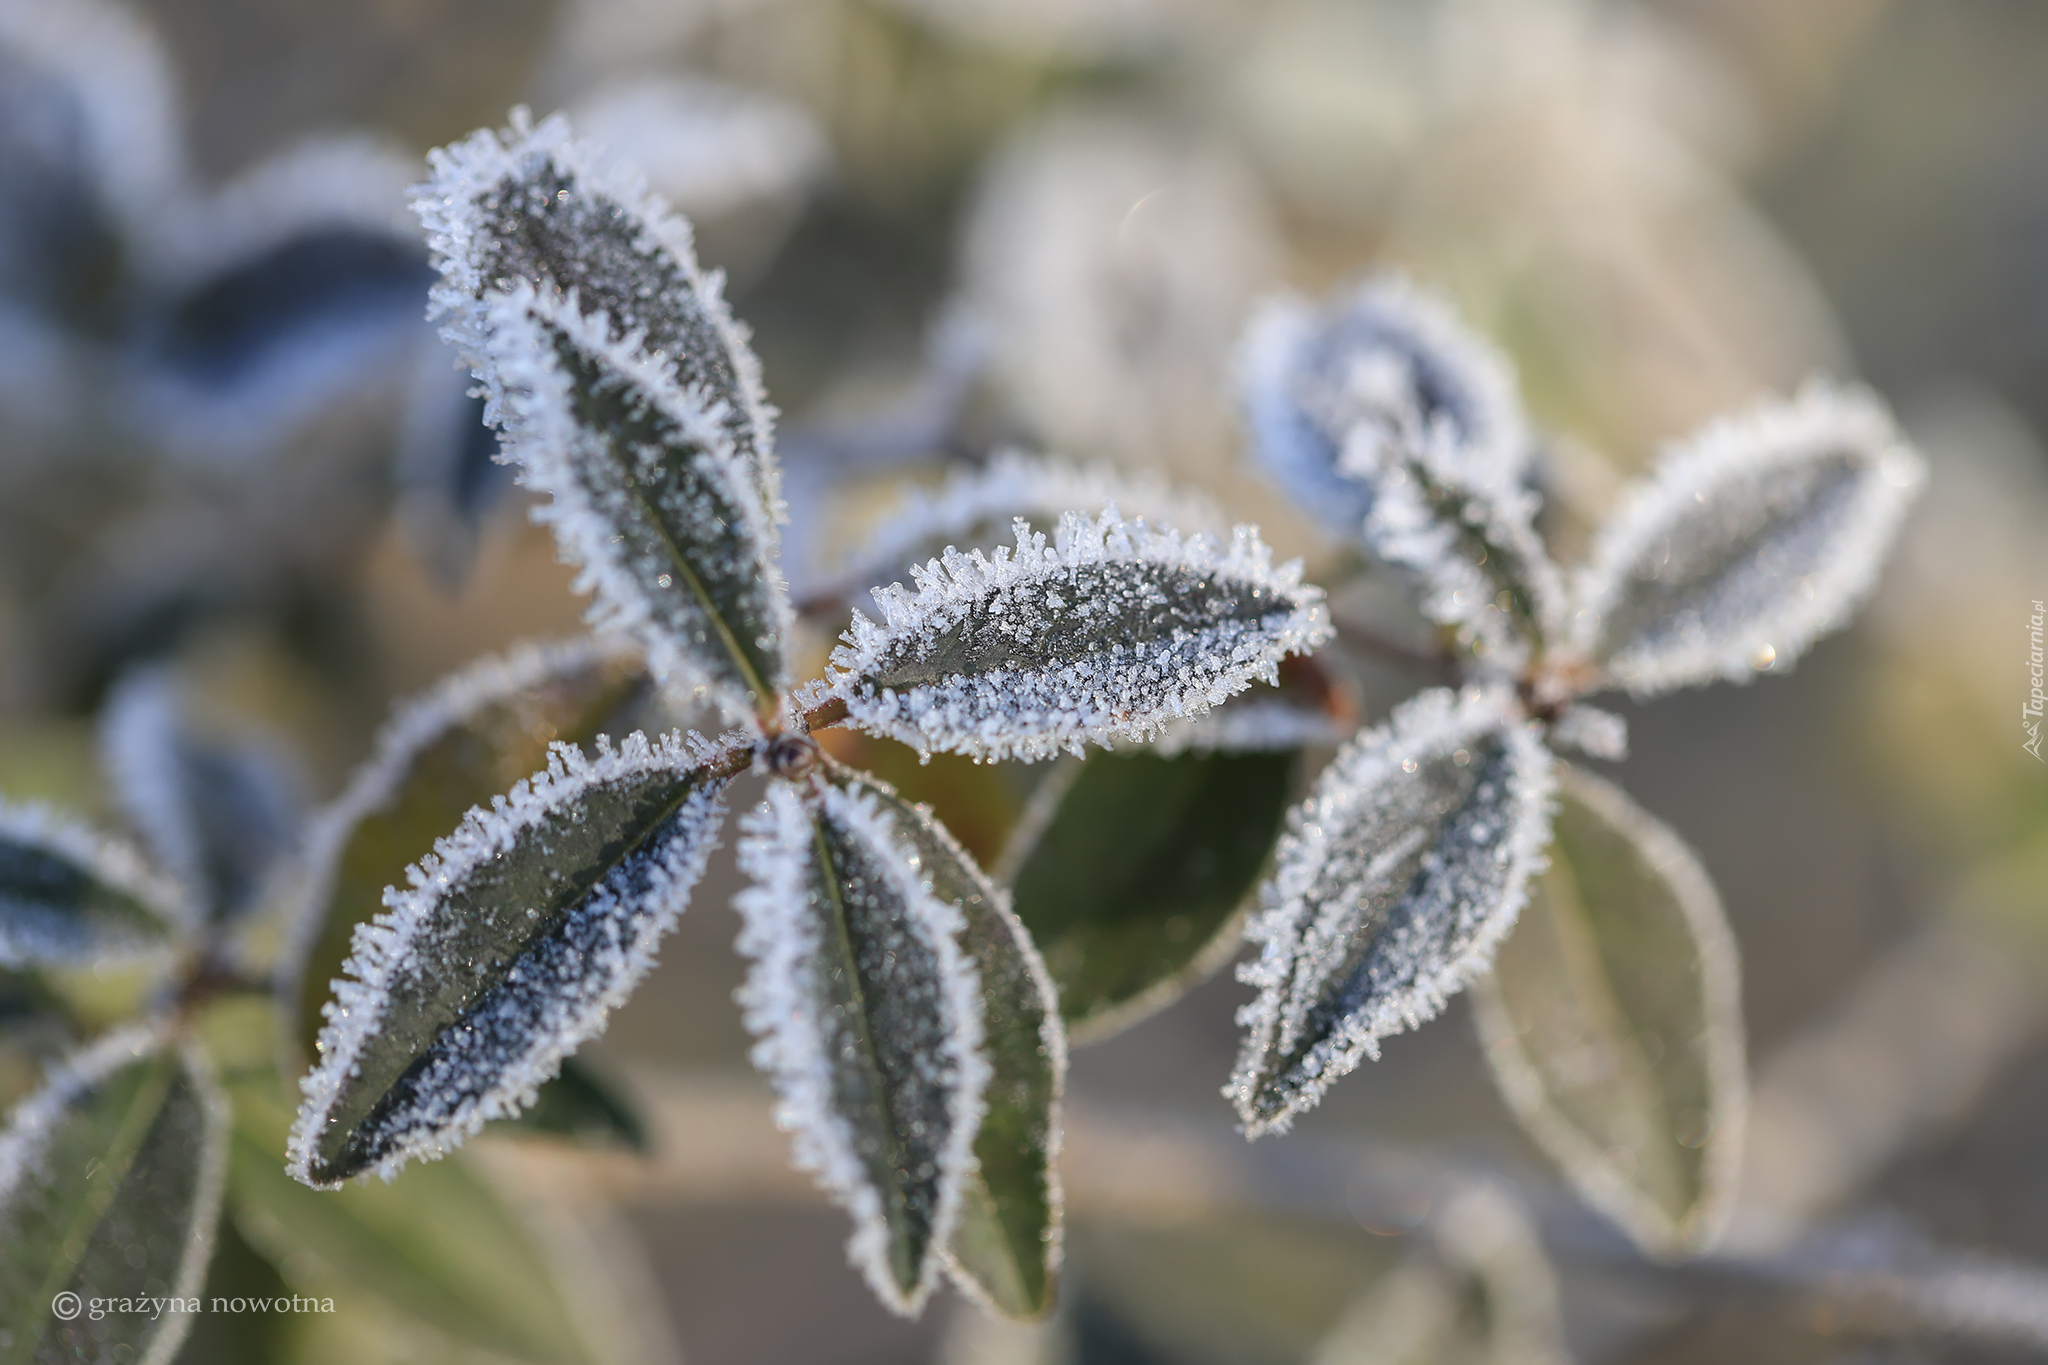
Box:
xmin=2 ymin=0 xmax=2046 ymax=1361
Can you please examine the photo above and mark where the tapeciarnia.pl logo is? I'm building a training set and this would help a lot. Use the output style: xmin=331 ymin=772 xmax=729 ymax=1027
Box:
xmin=2026 ymin=599 xmax=2045 ymax=761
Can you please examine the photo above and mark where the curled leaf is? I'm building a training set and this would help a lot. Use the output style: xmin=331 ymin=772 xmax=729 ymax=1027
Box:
xmin=734 ymin=779 xmax=989 ymax=1316
xmin=472 ymin=284 xmax=790 ymax=719
xmin=284 ymin=638 xmax=645 ymax=1065
xmin=828 ymin=509 xmax=1330 ymax=763
xmin=0 ymin=802 xmax=187 ymax=966
xmin=0 ymin=1025 xmax=228 ymax=1365
xmin=1229 ymin=686 xmax=1554 ymax=1137
xmin=1005 ymin=746 xmax=1296 ymax=1039
xmin=1472 ymin=765 xmax=1745 ymax=1255
xmin=417 ymin=107 xmax=779 ymax=520
xmin=828 ymin=762 xmax=1066 ymax=1320
xmin=289 ymin=730 xmax=730 ymax=1187
xmin=1572 ymin=380 xmax=1926 ymax=696
xmin=1239 ymin=275 xmax=1529 ymax=540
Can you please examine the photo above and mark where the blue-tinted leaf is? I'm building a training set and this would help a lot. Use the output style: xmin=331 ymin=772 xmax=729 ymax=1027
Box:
xmin=0 ymin=802 xmax=187 ymax=967
xmin=289 ymin=729 xmax=731 ymax=1187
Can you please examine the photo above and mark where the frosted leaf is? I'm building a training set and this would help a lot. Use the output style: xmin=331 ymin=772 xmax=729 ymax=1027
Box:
xmin=1229 ymin=685 xmax=1555 ymax=1137
xmin=288 ymin=729 xmax=731 ymax=1188
xmin=734 ymin=780 xmax=990 ymax=1316
xmin=134 ymin=135 xmax=430 ymax=465
xmin=476 ymin=287 xmax=791 ymax=720
xmin=283 ymin=637 xmax=644 ymax=1063
xmin=823 ymin=761 xmax=1066 ymax=1320
xmin=0 ymin=1025 xmax=228 ymax=1365
xmin=416 ymin=107 xmax=780 ymax=522
xmin=828 ymin=509 xmax=1331 ymax=763
xmin=0 ymin=801 xmax=188 ymax=966
xmin=824 ymin=449 xmax=1226 ymax=607
xmin=568 ymin=77 xmax=827 ymax=223
xmin=101 ymin=666 xmax=300 ymax=926
xmin=1544 ymin=704 xmax=1628 ymax=763
xmin=1471 ymin=766 xmax=1745 ymax=1256
xmin=1571 ymin=381 xmax=1927 ymax=696
xmin=1239 ymin=275 xmax=1530 ymax=539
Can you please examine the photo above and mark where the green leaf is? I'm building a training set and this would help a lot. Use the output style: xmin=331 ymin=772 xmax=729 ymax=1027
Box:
xmin=168 ymin=1213 xmax=293 ymax=1365
xmin=1471 ymin=765 xmax=1745 ymax=1255
xmin=733 ymin=775 xmax=991 ymax=1316
xmin=0 ymin=1026 xmax=229 ymax=1365
xmin=494 ymin=1054 xmax=648 ymax=1153
xmin=1005 ymin=747 xmax=1295 ymax=1039
xmin=290 ymin=731 xmax=731 ymax=1187
xmin=838 ymin=763 xmax=1066 ymax=1321
xmin=228 ymin=1071 xmax=598 ymax=1365
xmin=0 ymin=803 xmax=187 ymax=968
xmin=287 ymin=641 xmax=644 ymax=1067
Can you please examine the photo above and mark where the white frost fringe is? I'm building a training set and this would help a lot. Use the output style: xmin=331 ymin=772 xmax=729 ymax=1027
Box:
xmin=1572 ymin=379 xmax=1927 ymax=696
xmin=1229 ymin=684 xmax=1555 ymax=1135
xmin=733 ymin=782 xmax=989 ymax=1316
xmin=472 ymin=285 xmax=791 ymax=721
xmin=828 ymin=508 xmax=1331 ymax=762
xmin=287 ymin=728 xmax=730 ymax=1187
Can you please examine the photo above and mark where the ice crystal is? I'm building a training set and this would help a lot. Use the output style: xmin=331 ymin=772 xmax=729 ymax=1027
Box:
xmin=829 ymin=509 xmax=1331 ymax=762
xmin=416 ymin=107 xmax=780 ymax=522
xmin=476 ymin=286 xmax=790 ymax=719
xmin=1571 ymin=381 xmax=1926 ymax=697
xmin=1229 ymin=685 xmax=1555 ymax=1136
xmin=827 ymin=449 xmax=1226 ymax=606
xmin=0 ymin=801 xmax=188 ymax=964
xmin=1239 ymin=274 xmax=1530 ymax=539
xmin=0 ymin=1025 xmax=228 ymax=1365
xmin=288 ymin=729 xmax=731 ymax=1187
xmin=733 ymin=780 xmax=989 ymax=1316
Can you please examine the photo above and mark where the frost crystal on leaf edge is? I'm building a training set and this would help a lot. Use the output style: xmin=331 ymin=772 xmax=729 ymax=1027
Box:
xmin=733 ymin=781 xmax=990 ymax=1317
xmin=829 ymin=508 xmax=1332 ymax=763
xmin=1570 ymin=379 xmax=1927 ymax=697
xmin=287 ymin=728 xmax=731 ymax=1187
xmin=1228 ymin=684 xmax=1555 ymax=1137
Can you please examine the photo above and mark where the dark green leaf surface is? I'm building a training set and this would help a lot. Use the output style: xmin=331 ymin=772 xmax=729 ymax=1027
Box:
xmin=291 ymin=732 xmax=728 ymax=1187
xmin=1007 ymin=748 xmax=1295 ymax=1038
xmin=843 ymin=764 xmax=1065 ymax=1320
xmin=0 ymin=1029 xmax=227 ymax=1365
xmin=1473 ymin=766 xmax=1745 ymax=1254
xmin=288 ymin=642 xmax=642 ymax=1066
xmin=0 ymin=807 xmax=182 ymax=968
